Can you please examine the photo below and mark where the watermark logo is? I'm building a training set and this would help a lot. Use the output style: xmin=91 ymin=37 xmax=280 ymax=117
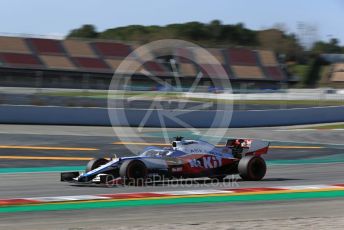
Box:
xmin=107 ymin=39 xmax=233 ymax=155
xmin=104 ymin=174 xmax=240 ymax=188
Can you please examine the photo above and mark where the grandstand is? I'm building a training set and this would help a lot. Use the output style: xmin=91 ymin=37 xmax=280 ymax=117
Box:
xmin=330 ymin=63 xmax=344 ymax=82
xmin=318 ymin=54 xmax=344 ymax=86
xmin=225 ymin=48 xmax=265 ymax=81
xmin=0 ymin=35 xmax=291 ymax=90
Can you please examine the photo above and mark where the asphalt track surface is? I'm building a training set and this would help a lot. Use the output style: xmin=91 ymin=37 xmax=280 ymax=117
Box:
xmin=0 ymin=125 xmax=344 ymax=229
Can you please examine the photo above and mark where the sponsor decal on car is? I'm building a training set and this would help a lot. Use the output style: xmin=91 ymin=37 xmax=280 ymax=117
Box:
xmin=189 ymin=156 xmax=222 ymax=169
xmin=171 ymin=167 xmax=183 ymax=172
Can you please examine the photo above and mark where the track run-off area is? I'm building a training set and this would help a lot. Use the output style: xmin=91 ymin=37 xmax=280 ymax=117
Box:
xmin=0 ymin=124 xmax=343 ymax=229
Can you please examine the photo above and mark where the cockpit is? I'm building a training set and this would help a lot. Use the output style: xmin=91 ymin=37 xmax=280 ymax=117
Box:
xmin=140 ymin=149 xmax=172 ymax=157
xmin=140 ymin=148 xmax=186 ymax=158
xmin=172 ymin=140 xmax=198 ymax=148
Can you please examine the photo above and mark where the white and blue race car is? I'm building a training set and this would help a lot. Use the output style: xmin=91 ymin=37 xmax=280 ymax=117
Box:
xmin=61 ymin=137 xmax=270 ymax=185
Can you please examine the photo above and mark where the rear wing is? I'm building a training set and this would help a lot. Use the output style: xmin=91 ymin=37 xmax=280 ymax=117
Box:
xmin=226 ymin=139 xmax=270 ymax=156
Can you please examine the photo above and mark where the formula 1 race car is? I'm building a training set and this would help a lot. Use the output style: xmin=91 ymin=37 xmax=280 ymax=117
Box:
xmin=61 ymin=137 xmax=270 ymax=185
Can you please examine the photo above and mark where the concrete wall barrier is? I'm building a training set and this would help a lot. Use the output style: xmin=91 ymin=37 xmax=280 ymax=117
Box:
xmin=0 ymin=105 xmax=343 ymax=127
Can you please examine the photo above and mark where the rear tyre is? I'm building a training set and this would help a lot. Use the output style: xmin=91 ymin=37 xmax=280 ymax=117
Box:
xmin=238 ymin=156 xmax=266 ymax=181
xmin=119 ymin=160 xmax=147 ymax=185
xmin=86 ymin=158 xmax=109 ymax=172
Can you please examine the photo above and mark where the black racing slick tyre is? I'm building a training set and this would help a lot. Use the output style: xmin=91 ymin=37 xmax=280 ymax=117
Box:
xmin=119 ymin=160 xmax=148 ymax=185
xmin=238 ymin=156 xmax=266 ymax=181
xmin=86 ymin=158 xmax=109 ymax=172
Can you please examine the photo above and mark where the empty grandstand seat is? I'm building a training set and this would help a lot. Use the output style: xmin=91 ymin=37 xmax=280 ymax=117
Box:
xmin=178 ymin=63 xmax=197 ymax=77
xmin=0 ymin=36 xmax=31 ymax=53
xmin=144 ymin=61 xmax=169 ymax=76
xmin=191 ymin=47 xmax=230 ymax=79
xmin=227 ymin=48 xmax=258 ymax=66
xmin=129 ymin=45 xmax=167 ymax=76
xmin=72 ymin=57 xmax=110 ymax=71
xmin=27 ymin=38 xmax=65 ymax=55
xmin=257 ymin=49 xmax=286 ymax=81
xmin=333 ymin=63 xmax=344 ymax=72
xmin=264 ymin=66 xmax=284 ymax=81
xmin=199 ymin=64 xmax=229 ymax=78
xmin=93 ymin=42 xmax=132 ymax=58
xmin=175 ymin=48 xmax=194 ymax=63
xmin=232 ymin=66 xmax=264 ymax=79
xmin=105 ymin=59 xmax=123 ymax=70
xmin=106 ymin=58 xmax=148 ymax=75
xmin=174 ymin=48 xmax=197 ymax=77
xmin=209 ymin=49 xmax=226 ymax=64
xmin=258 ymin=50 xmax=278 ymax=66
xmin=0 ymin=53 xmax=43 ymax=68
xmin=193 ymin=48 xmax=225 ymax=65
xmin=331 ymin=72 xmax=344 ymax=82
xmin=331 ymin=63 xmax=344 ymax=81
xmin=39 ymin=55 xmax=76 ymax=70
xmin=63 ymin=40 xmax=97 ymax=57
xmin=131 ymin=44 xmax=155 ymax=61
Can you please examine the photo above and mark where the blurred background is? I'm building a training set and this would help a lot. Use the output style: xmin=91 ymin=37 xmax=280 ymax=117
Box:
xmin=0 ymin=0 xmax=343 ymax=112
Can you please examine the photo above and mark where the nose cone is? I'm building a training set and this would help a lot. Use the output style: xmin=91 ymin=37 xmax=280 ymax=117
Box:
xmin=77 ymin=175 xmax=90 ymax=182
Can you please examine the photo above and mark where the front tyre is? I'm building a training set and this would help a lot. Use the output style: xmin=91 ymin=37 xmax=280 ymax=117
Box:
xmin=119 ymin=160 xmax=148 ymax=185
xmin=238 ymin=156 xmax=266 ymax=181
xmin=86 ymin=158 xmax=109 ymax=172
